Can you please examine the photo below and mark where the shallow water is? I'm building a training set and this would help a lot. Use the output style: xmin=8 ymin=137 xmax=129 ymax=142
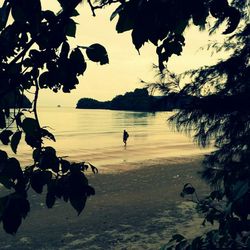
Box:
xmin=3 ymin=107 xmax=210 ymax=171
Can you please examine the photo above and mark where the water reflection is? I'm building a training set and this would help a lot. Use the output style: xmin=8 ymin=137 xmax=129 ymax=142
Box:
xmin=112 ymin=110 xmax=157 ymax=128
xmin=114 ymin=111 xmax=156 ymax=119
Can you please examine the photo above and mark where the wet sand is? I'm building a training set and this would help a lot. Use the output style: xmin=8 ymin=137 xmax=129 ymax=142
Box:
xmin=0 ymin=156 xmax=212 ymax=250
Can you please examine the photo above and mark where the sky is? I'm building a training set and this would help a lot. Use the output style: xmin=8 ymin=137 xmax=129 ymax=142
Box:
xmin=37 ymin=1 xmax=226 ymax=107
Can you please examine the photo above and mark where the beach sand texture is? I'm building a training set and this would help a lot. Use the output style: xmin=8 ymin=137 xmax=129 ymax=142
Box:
xmin=0 ymin=156 xmax=213 ymax=250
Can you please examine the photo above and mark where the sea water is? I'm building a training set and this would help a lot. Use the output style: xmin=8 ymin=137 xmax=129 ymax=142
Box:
xmin=2 ymin=107 xmax=210 ymax=172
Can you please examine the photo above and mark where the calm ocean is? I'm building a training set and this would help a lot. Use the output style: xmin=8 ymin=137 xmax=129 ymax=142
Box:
xmin=3 ymin=107 xmax=209 ymax=172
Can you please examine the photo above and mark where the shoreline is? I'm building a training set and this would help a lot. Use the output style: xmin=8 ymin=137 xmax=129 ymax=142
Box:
xmin=0 ymin=156 xmax=212 ymax=250
xmin=91 ymin=153 xmax=209 ymax=174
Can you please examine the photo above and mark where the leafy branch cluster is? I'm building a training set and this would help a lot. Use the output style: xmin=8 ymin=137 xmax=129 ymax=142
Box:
xmin=0 ymin=0 xmax=108 ymax=234
xmin=138 ymin=0 xmax=248 ymax=249
xmin=107 ymin=0 xmax=241 ymax=71
xmin=95 ymin=0 xmax=249 ymax=248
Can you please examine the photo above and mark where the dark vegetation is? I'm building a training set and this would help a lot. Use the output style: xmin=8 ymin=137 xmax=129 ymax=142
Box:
xmin=0 ymin=0 xmax=106 ymax=234
xmin=76 ymin=88 xmax=195 ymax=111
xmin=0 ymin=0 xmax=249 ymax=249
xmin=2 ymin=94 xmax=31 ymax=108
xmin=77 ymin=97 xmax=110 ymax=110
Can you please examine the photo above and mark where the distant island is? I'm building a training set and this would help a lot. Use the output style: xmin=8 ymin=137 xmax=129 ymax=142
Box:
xmin=76 ymin=88 xmax=195 ymax=112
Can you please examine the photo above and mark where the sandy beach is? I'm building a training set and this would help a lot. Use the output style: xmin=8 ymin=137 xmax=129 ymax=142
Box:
xmin=0 ymin=156 xmax=212 ymax=250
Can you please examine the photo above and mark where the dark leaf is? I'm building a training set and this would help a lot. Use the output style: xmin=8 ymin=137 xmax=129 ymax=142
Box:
xmin=11 ymin=0 xmax=41 ymax=28
xmin=41 ymin=128 xmax=55 ymax=141
xmin=223 ymin=7 xmax=241 ymax=34
xmin=10 ymin=131 xmax=22 ymax=154
xmin=4 ymin=158 xmax=23 ymax=180
xmin=70 ymin=163 xmax=85 ymax=175
xmin=70 ymin=9 xmax=79 ymax=17
xmin=0 ymin=150 xmax=8 ymax=161
xmin=114 ymin=2 xmax=135 ymax=33
xmin=86 ymin=44 xmax=109 ymax=65
xmin=86 ymin=185 xmax=95 ymax=196
xmin=174 ymin=19 xmax=189 ymax=35
xmin=22 ymin=118 xmax=39 ymax=136
xmin=69 ymin=48 xmax=87 ymax=75
xmin=110 ymin=5 xmax=123 ymax=21
xmin=0 ymin=196 xmax=8 ymax=218
xmin=0 ymin=3 xmax=11 ymax=30
xmin=40 ymin=148 xmax=59 ymax=172
xmin=0 ymin=111 xmax=6 ymax=129
xmin=32 ymin=148 xmax=40 ymax=162
xmin=15 ymin=112 xmax=23 ymax=127
xmin=65 ymin=19 xmax=76 ymax=37
xmin=25 ymin=134 xmax=41 ymax=148
xmin=31 ymin=170 xmax=51 ymax=194
xmin=1 ymin=193 xmax=30 ymax=234
xmin=60 ymin=42 xmax=70 ymax=59
xmin=39 ymin=71 xmax=51 ymax=88
xmin=53 ymin=176 xmax=68 ymax=200
xmin=44 ymin=147 xmax=56 ymax=156
xmin=18 ymin=197 xmax=30 ymax=219
xmin=2 ymin=212 xmax=22 ymax=235
xmin=57 ymin=0 xmax=71 ymax=9
xmin=42 ymin=10 xmax=56 ymax=22
xmin=69 ymin=171 xmax=89 ymax=193
xmin=0 ymin=130 xmax=13 ymax=145
xmin=209 ymin=0 xmax=229 ymax=18
xmin=23 ymin=58 xmax=33 ymax=67
xmin=70 ymin=195 xmax=86 ymax=215
xmin=132 ymin=29 xmax=146 ymax=51
xmin=192 ymin=1 xmax=208 ymax=27
xmin=61 ymin=159 xmax=70 ymax=173
xmin=11 ymin=1 xmax=27 ymax=23
xmin=4 ymin=108 xmax=10 ymax=118
xmin=46 ymin=192 xmax=56 ymax=209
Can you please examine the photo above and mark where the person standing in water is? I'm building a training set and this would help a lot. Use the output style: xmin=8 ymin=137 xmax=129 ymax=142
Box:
xmin=123 ymin=129 xmax=129 ymax=146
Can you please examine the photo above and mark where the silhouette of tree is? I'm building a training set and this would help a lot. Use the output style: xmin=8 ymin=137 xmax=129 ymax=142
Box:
xmin=95 ymin=0 xmax=249 ymax=248
xmin=0 ymin=0 xmax=105 ymax=234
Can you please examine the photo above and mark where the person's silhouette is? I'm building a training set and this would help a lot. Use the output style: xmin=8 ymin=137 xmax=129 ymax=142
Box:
xmin=123 ymin=129 xmax=129 ymax=146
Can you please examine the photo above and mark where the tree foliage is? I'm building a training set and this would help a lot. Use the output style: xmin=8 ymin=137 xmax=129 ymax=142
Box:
xmin=0 ymin=1 xmax=249 ymax=249
xmin=97 ymin=0 xmax=249 ymax=248
xmin=0 ymin=0 xmax=105 ymax=234
xmin=76 ymin=87 xmax=194 ymax=111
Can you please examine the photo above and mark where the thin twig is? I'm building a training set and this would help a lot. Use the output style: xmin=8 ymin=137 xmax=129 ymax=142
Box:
xmin=86 ymin=0 xmax=121 ymax=16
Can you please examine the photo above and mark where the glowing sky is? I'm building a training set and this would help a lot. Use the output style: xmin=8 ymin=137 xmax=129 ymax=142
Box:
xmin=36 ymin=2 xmax=226 ymax=107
